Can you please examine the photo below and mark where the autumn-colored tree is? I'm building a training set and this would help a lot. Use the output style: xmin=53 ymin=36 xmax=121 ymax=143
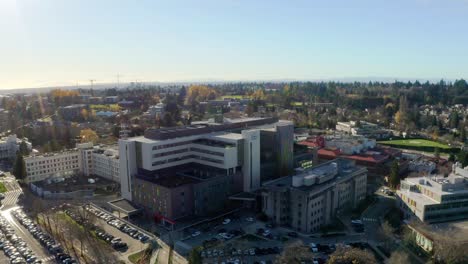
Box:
xmin=51 ymin=89 xmax=80 ymax=98
xmin=251 ymin=89 xmax=266 ymax=100
xmin=80 ymin=108 xmax=89 ymax=120
xmin=186 ymin=85 xmax=218 ymax=104
xmin=328 ymin=246 xmax=377 ymax=264
xmin=80 ymin=129 xmax=99 ymax=143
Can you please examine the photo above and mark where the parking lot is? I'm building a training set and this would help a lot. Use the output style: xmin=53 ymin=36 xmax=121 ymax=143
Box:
xmin=10 ymin=207 xmax=80 ymax=264
xmin=0 ymin=207 xmax=55 ymax=264
xmin=83 ymin=205 xmax=151 ymax=262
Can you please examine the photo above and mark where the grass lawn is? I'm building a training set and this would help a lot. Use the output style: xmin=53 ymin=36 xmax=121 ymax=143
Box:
xmin=128 ymin=249 xmax=151 ymax=264
xmin=221 ymin=95 xmax=247 ymax=100
xmin=291 ymin=101 xmax=304 ymax=106
xmin=0 ymin=182 xmax=7 ymax=193
xmin=378 ymin=139 xmax=451 ymax=149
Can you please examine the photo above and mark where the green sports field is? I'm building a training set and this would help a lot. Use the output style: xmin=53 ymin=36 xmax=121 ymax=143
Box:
xmin=378 ymin=139 xmax=451 ymax=149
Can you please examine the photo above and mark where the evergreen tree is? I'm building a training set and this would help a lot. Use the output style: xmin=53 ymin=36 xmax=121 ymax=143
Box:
xmin=460 ymin=125 xmax=466 ymax=143
xmin=188 ymin=247 xmax=202 ymax=264
xmin=448 ymin=153 xmax=456 ymax=162
xmin=12 ymin=153 xmax=26 ymax=180
xmin=389 ymin=160 xmax=400 ymax=189
xmin=457 ymin=151 xmax=468 ymax=167
xmin=19 ymin=140 xmax=29 ymax=155
xmin=434 ymin=147 xmax=440 ymax=160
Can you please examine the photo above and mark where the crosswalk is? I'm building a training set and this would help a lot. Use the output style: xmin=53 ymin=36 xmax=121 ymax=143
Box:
xmin=2 ymin=188 xmax=22 ymax=209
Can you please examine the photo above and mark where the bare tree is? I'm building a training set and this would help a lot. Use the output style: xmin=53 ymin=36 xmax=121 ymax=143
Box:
xmin=433 ymin=232 xmax=468 ymax=264
xmin=275 ymin=241 xmax=315 ymax=264
xmin=379 ymin=221 xmax=396 ymax=251
xmin=388 ymin=250 xmax=410 ymax=264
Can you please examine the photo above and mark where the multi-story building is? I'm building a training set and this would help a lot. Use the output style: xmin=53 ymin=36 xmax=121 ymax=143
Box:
xmin=24 ymin=150 xmax=81 ymax=183
xmin=323 ymin=134 xmax=376 ymax=155
xmin=0 ymin=135 xmax=32 ymax=160
xmin=58 ymin=104 xmax=87 ymax=121
xmin=146 ymin=103 xmax=165 ymax=117
xmin=119 ymin=117 xmax=294 ymax=224
xmin=336 ymin=121 xmax=392 ymax=139
xmin=25 ymin=143 xmax=119 ymax=184
xmin=397 ymin=173 xmax=468 ymax=223
xmin=262 ymin=159 xmax=367 ymax=233
xmin=91 ymin=147 xmax=120 ymax=182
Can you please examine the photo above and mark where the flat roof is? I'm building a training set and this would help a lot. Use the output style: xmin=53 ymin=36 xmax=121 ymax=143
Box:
xmin=108 ymin=198 xmax=140 ymax=214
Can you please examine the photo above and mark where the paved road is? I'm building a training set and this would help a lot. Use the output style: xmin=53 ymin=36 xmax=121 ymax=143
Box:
xmin=362 ymin=192 xmax=396 ymax=241
xmin=1 ymin=206 xmax=55 ymax=263
xmin=0 ymin=175 xmax=55 ymax=263
xmin=94 ymin=217 xmax=147 ymax=263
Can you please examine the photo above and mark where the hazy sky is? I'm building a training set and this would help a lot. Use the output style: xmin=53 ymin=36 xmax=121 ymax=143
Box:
xmin=1 ymin=0 xmax=468 ymax=89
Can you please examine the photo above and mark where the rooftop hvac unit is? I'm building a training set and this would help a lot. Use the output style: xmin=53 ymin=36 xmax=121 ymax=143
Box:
xmin=292 ymin=175 xmax=304 ymax=187
xmin=303 ymin=175 xmax=316 ymax=186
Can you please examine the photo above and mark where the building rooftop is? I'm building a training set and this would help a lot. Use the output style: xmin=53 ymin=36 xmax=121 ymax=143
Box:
xmin=126 ymin=117 xmax=283 ymax=142
xmin=138 ymin=174 xmax=200 ymax=188
xmin=263 ymin=159 xmax=366 ymax=193
xmin=399 ymin=175 xmax=468 ymax=206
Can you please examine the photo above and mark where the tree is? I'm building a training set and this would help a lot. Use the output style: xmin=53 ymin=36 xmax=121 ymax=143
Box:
xmin=460 ymin=125 xmax=466 ymax=143
xmin=433 ymin=231 xmax=468 ymax=264
xmin=275 ymin=241 xmax=315 ymax=264
xmin=188 ymin=246 xmax=202 ymax=264
xmin=162 ymin=112 xmax=174 ymax=127
xmin=457 ymin=151 xmax=468 ymax=167
xmin=379 ymin=221 xmax=396 ymax=252
xmin=388 ymin=251 xmax=410 ymax=264
xmin=434 ymin=147 xmax=440 ymax=160
xmin=389 ymin=160 xmax=400 ymax=188
xmin=13 ymin=153 xmax=26 ymax=180
xmin=80 ymin=128 xmax=99 ymax=143
xmin=448 ymin=153 xmax=456 ymax=162
xmin=328 ymin=245 xmax=377 ymax=264
xmin=19 ymin=140 xmax=30 ymax=155
xmin=449 ymin=111 xmax=459 ymax=129
xmin=245 ymin=102 xmax=255 ymax=117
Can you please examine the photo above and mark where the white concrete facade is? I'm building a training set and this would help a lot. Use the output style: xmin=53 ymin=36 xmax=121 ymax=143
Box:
xmin=25 ymin=143 xmax=120 ymax=184
xmin=24 ymin=150 xmax=81 ymax=183
xmin=397 ymin=174 xmax=468 ymax=223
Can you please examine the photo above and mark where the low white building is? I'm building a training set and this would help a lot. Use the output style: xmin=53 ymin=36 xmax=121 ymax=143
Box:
xmin=397 ymin=173 xmax=468 ymax=223
xmin=91 ymin=147 xmax=119 ymax=182
xmin=25 ymin=143 xmax=120 ymax=184
xmin=336 ymin=121 xmax=391 ymax=139
xmin=0 ymin=135 xmax=32 ymax=160
xmin=146 ymin=103 xmax=165 ymax=117
xmin=324 ymin=134 xmax=376 ymax=155
xmin=24 ymin=150 xmax=81 ymax=183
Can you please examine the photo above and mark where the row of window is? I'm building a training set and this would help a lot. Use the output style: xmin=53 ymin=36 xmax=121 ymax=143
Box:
xmin=152 ymin=154 xmax=224 ymax=166
xmin=26 ymin=156 xmax=78 ymax=166
xmin=27 ymin=165 xmax=79 ymax=176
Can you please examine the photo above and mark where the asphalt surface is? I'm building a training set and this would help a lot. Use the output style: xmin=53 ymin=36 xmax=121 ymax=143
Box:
xmin=0 ymin=174 xmax=55 ymax=263
xmin=94 ymin=216 xmax=147 ymax=263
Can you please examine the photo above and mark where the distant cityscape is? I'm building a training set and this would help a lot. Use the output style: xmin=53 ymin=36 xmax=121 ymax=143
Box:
xmin=0 ymin=80 xmax=466 ymax=264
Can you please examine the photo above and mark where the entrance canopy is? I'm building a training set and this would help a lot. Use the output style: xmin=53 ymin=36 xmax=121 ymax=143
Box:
xmin=108 ymin=198 xmax=141 ymax=217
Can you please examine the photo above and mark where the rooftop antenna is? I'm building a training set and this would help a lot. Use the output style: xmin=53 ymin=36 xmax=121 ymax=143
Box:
xmin=89 ymin=79 xmax=96 ymax=89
